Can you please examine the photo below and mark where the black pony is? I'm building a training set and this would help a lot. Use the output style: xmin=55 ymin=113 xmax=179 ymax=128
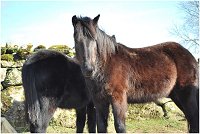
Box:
xmin=22 ymin=50 xmax=96 ymax=133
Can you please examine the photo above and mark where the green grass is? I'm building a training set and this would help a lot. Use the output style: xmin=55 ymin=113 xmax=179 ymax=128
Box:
xmin=47 ymin=117 xmax=187 ymax=133
xmin=47 ymin=126 xmax=75 ymax=133
xmin=125 ymin=118 xmax=187 ymax=133
xmin=46 ymin=102 xmax=187 ymax=133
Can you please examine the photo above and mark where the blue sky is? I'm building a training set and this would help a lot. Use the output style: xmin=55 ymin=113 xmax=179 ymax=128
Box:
xmin=1 ymin=1 xmax=186 ymax=50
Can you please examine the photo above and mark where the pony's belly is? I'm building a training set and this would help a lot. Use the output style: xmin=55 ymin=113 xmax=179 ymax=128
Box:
xmin=127 ymin=92 xmax=167 ymax=103
xmin=127 ymin=78 xmax=176 ymax=103
xmin=127 ymin=60 xmax=177 ymax=103
xmin=58 ymin=94 xmax=89 ymax=109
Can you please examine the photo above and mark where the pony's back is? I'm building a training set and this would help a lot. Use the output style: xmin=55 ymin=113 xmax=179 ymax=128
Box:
xmin=23 ymin=50 xmax=70 ymax=97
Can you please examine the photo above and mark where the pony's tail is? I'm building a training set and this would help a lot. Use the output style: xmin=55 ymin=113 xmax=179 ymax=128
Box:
xmin=22 ymin=64 xmax=41 ymax=127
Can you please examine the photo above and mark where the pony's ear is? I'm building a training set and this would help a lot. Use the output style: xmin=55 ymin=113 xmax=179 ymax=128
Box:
xmin=72 ymin=15 xmax=78 ymax=26
xmin=93 ymin=14 xmax=100 ymax=25
xmin=112 ymin=35 xmax=116 ymax=41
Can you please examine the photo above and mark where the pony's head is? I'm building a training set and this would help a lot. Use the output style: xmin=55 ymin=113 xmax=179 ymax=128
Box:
xmin=72 ymin=14 xmax=100 ymax=76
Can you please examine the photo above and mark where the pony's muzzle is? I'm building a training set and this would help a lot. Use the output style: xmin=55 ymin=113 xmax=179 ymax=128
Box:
xmin=82 ymin=63 xmax=93 ymax=77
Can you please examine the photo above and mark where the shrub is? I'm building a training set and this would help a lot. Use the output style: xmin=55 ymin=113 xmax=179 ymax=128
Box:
xmin=48 ymin=45 xmax=74 ymax=57
xmin=1 ymin=47 xmax=7 ymax=55
xmin=67 ymin=51 xmax=75 ymax=57
xmin=14 ymin=49 xmax=30 ymax=60
xmin=6 ymin=47 xmax=18 ymax=54
xmin=26 ymin=44 xmax=33 ymax=52
xmin=13 ymin=45 xmax=33 ymax=61
xmin=34 ymin=45 xmax=46 ymax=52
xmin=1 ymin=54 xmax=14 ymax=61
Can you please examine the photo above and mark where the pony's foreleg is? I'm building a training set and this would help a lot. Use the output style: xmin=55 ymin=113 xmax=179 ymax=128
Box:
xmin=94 ymin=101 xmax=110 ymax=133
xmin=75 ymin=107 xmax=86 ymax=133
xmin=111 ymin=91 xmax=127 ymax=133
xmin=86 ymin=101 xmax=96 ymax=133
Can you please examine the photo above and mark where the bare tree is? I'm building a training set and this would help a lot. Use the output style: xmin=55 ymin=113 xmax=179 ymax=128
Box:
xmin=171 ymin=1 xmax=199 ymax=53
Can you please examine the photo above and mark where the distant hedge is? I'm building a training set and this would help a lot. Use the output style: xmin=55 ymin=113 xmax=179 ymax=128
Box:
xmin=34 ymin=45 xmax=46 ymax=52
xmin=48 ymin=45 xmax=75 ymax=57
xmin=1 ymin=44 xmax=75 ymax=61
xmin=1 ymin=44 xmax=32 ymax=61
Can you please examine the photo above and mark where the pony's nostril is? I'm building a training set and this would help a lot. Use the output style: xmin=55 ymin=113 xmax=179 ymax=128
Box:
xmin=83 ymin=63 xmax=93 ymax=71
xmin=87 ymin=68 xmax=93 ymax=74
xmin=81 ymin=64 xmax=93 ymax=77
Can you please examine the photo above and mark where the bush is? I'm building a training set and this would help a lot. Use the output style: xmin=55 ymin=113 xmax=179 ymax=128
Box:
xmin=48 ymin=45 xmax=74 ymax=57
xmin=6 ymin=47 xmax=18 ymax=54
xmin=1 ymin=54 xmax=14 ymax=61
xmin=34 ymin=45 xmax=46 ymax=52
xmin=13 ymin=45 xmax=33 ymax=61
xmin=1 ymin=47 xmax=7 ymax=55
xmin=1 ymin=44 xmax=33 ymax=60
xmin=14 ymin=49 xmax=31 ymax=60
xmin=26 ymin=44 xmax=33 ymax=52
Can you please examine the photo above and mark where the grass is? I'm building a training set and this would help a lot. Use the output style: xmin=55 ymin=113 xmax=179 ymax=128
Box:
xmin=19 ymin=101 xmax=187 ymax=133
xmin=125 ymin=118 xmax=187 ymax=133
xmin=46 ymin=102 xmax=187 ymax=133
xmin=47 ymin=117 xmax=187 ymax=133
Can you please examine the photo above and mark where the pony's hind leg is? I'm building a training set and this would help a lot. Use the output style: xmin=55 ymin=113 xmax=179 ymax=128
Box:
xmin=170 ymin=86 xmax=199 ymax=133
xmin=169 ymin=89 xmax=184 ymax=113
xmin=75 ymin=107 xmax=87 ymax=133
xmin=87 ymin=101 xmax=96 ymax=133
xmin=34 ymin=97 xmax=57 ymax=133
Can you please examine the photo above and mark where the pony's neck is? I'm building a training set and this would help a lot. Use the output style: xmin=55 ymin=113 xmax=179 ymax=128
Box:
xmin=96 ymin=28 xmax=117 ymax=63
